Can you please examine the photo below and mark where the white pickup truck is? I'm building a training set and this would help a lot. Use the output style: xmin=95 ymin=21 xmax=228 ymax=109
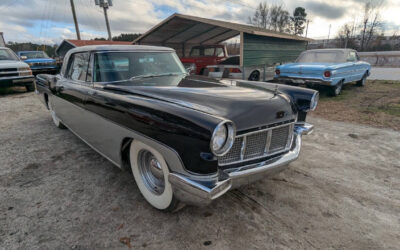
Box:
xmin=0 ymin=47 xmax=34 ymax=91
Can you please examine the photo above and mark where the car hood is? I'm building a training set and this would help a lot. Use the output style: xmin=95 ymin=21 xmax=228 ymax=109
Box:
xmin=0 ymin=60 xmax=29 ymax=68
xmin=24 ymin=58 xmax=55 ymax=63
xmin=105 ymin=76 xmax=296 ymax=131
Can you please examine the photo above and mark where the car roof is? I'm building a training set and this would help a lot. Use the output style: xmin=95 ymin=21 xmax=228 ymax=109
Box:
xmin=69 ymin=45 xmax=174 ymax=54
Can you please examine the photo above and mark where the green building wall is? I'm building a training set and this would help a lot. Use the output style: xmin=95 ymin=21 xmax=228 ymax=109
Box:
xmin=242 ymin=32 xmax=307 ymax=67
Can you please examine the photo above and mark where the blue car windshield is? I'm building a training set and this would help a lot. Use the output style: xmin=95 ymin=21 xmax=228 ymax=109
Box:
xmin=19 ymin=51 xmax=49 ymax=59
xmin=94 ymin=51 xmax=186 ymax=83
xmin=0 ymin=49 xmax=19 ymax=61
xmin=297 ymin=51 xmax=345 ymax=63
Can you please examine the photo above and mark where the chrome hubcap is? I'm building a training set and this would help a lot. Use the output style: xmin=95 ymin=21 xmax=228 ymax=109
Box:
xmin=137 ymin=150 xmax=165 ymax=195
xmin=336 ymin=83 xmax=342 ymax=95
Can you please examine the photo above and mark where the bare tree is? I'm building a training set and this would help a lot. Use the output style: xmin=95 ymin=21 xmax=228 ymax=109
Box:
xmin=337 ymin=23 xmax=356 ymax=48
xmin=360 ymin=1 xmax=383 ymax=51
xmin=249 ymin=2 xmax=293 ymax=33
xmin=249 ymin=3 xmax=269 ymax=29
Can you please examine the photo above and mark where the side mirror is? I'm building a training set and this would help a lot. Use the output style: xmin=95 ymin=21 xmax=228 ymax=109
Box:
xmin=20 ymin=56 xmax=27 ymax=60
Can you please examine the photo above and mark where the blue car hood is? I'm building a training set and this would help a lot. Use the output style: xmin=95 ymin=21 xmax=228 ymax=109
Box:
xmin=24 ymin=58 xmax=55 ymax=63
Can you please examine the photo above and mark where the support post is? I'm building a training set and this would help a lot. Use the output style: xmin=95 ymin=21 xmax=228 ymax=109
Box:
xmin=263 ymin=64 xmax=266 ymax=82
xmin=103 ymin=5 xmax=112 ymax=40
xmin=70 ymin=0 xmax=81 ymax=40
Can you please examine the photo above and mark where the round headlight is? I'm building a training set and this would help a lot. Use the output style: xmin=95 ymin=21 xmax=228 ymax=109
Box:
xmin=210 ymin=121 xmax=236 ymax=156
xmin=310 ymin=92 xmax=319 ymax=111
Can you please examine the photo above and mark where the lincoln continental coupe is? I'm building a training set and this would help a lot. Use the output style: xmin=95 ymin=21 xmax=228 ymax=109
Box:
xmin=274 ymin=49 xmax=371 ymax=96
xmin=35 ymin=45 xmax=318 ymax=211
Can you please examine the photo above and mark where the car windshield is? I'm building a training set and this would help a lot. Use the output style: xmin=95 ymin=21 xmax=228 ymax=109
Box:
xmin=0 ymin=49 xmax=19 ymax=61
xmin=19 ymin=51 xmax=49 ymax=59
xmin=94 ymin=51 xmax=186 ymax=83
xmin=297 ymin=51 xmax=345 ymax=63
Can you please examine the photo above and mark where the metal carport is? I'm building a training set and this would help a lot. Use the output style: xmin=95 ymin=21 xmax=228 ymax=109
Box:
xmin=133 ymin=13 xmax=312 ymax=70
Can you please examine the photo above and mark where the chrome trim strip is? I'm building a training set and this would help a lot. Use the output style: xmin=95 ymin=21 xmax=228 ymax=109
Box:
xmin=264 ymin=130 xmax=272 ymax=154
xmin=240 ymin=136 xmax=247 ymax=160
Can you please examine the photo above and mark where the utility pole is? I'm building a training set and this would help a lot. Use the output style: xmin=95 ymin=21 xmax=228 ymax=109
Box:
xmin=95 ymin=0 xmax=113 ymax=41
xmin=70 ymin=0 xmax=81 ymax=40
xmin=305 ymin=20 xmax=310 ymax=38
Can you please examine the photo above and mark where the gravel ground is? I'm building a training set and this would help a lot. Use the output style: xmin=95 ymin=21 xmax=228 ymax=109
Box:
xmin=1 ymin=92 xmax=399 ymax=249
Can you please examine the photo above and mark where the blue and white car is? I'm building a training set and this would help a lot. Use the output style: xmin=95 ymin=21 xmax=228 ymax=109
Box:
xmin=17 ymin=51 xmax=58 ymax=75
xmin=274 ymin=49 xmax=371 ymax=96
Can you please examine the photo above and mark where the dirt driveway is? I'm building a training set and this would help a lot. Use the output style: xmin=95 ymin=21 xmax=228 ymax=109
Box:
xmin=1 ymin=93 xmax=399 ymax=249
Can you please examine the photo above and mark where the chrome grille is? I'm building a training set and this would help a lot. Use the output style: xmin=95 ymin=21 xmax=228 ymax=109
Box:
xmin=0 ymin=68 xmax=18 ymax=78
xmin=218 ymin=123 xmax=294 ymax=166
xmin=219 ymin=137 xmax=243 ymax=165
xmin=244 ymin=131 xmax=268 ymax=159
xmin=270 ymin=126 xmax=290 ymax=152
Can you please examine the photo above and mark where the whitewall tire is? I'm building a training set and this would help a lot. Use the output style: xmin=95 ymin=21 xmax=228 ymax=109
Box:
xmin=129 ymin=140 xmax=180 ymax=211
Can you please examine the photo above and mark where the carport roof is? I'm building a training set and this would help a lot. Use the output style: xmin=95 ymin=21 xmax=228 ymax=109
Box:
xmin=133 ymin=13 xmax=312 ymax=45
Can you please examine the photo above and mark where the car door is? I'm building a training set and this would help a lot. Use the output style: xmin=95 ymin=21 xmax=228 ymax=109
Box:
xmin=347 ymin=51 xmax=362 ymax=81
xmin=50 ymin=52 xmax=94 ymax=136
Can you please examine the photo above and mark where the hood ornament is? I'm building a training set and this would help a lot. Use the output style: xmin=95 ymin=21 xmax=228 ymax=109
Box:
xmin=274 ymin=84 xmax=279 ymax=96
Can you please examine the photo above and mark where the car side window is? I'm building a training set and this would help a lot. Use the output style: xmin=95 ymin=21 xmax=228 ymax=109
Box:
xmin=204 ymin=48 xmax=215 ymax=56
xmin=216 ymin=47 xmax=224 ymax=57
xmin=348 ymin=52 xmax=357 ymax=62
xmin=67 ymin=52 xmax=90 ymax=82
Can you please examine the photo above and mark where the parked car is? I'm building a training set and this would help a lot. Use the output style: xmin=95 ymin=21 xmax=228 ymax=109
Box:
xmin=17 ymin=51 xmax=58 ymax=75
xmin=205 ymin=55 xmax=274 ymax=81
xmin=36 ymin=45 xmax=318 ymax=211
xmin=0 ymin=47 xmax=34 ymax=91
xmin=274 ymin=49 xmax=371 ymax=96
xmin=181 ymin=45 xmax=228 ymax=75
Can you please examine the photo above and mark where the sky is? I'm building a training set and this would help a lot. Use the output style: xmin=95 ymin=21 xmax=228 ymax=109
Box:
xmin=0 ymin=0 xmax=399 ymax=45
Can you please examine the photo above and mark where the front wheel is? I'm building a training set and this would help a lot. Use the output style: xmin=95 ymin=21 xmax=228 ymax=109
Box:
xmin=329 ymin=81 xmax=343 ymax=97
xmin=129 ymin=140 xmax=182 ymax=212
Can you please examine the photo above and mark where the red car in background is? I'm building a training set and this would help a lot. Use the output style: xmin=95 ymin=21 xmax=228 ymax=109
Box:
xmin=181 ymin=45 xmax=228 ymax=75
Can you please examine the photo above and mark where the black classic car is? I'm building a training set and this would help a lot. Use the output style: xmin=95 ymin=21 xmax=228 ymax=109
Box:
xmin=35 ymin=45 xmax=318 ymax=211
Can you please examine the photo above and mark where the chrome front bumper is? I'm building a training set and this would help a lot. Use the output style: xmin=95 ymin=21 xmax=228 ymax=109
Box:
xmin=168 ymin=123 xmax=313 ymax=206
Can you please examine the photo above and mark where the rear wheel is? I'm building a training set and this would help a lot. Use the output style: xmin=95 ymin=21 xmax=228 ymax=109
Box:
xmin=129 ymin=140 xmax=182 ymax=212
xmin=48 ymin=98 xmax=66 ymax=129
xmin=329 ymin=81 xmax=343 ymax=97
xmin=248 ymin=71 xmax=260 ymax=81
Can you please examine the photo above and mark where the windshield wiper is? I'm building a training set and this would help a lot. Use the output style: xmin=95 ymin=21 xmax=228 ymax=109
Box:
xmin=129 ymin=72 xmax=186 ymax=80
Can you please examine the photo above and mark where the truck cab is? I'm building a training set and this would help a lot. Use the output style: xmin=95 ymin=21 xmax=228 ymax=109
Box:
xmin=180 ymin=45 xmax=228 ymax=75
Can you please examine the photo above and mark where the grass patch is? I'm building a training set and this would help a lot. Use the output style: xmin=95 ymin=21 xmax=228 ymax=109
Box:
xmin=378 ymin=103 xmax=400 ymax=116
xmin=311 ymin=80 xmax=400 ymax=130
